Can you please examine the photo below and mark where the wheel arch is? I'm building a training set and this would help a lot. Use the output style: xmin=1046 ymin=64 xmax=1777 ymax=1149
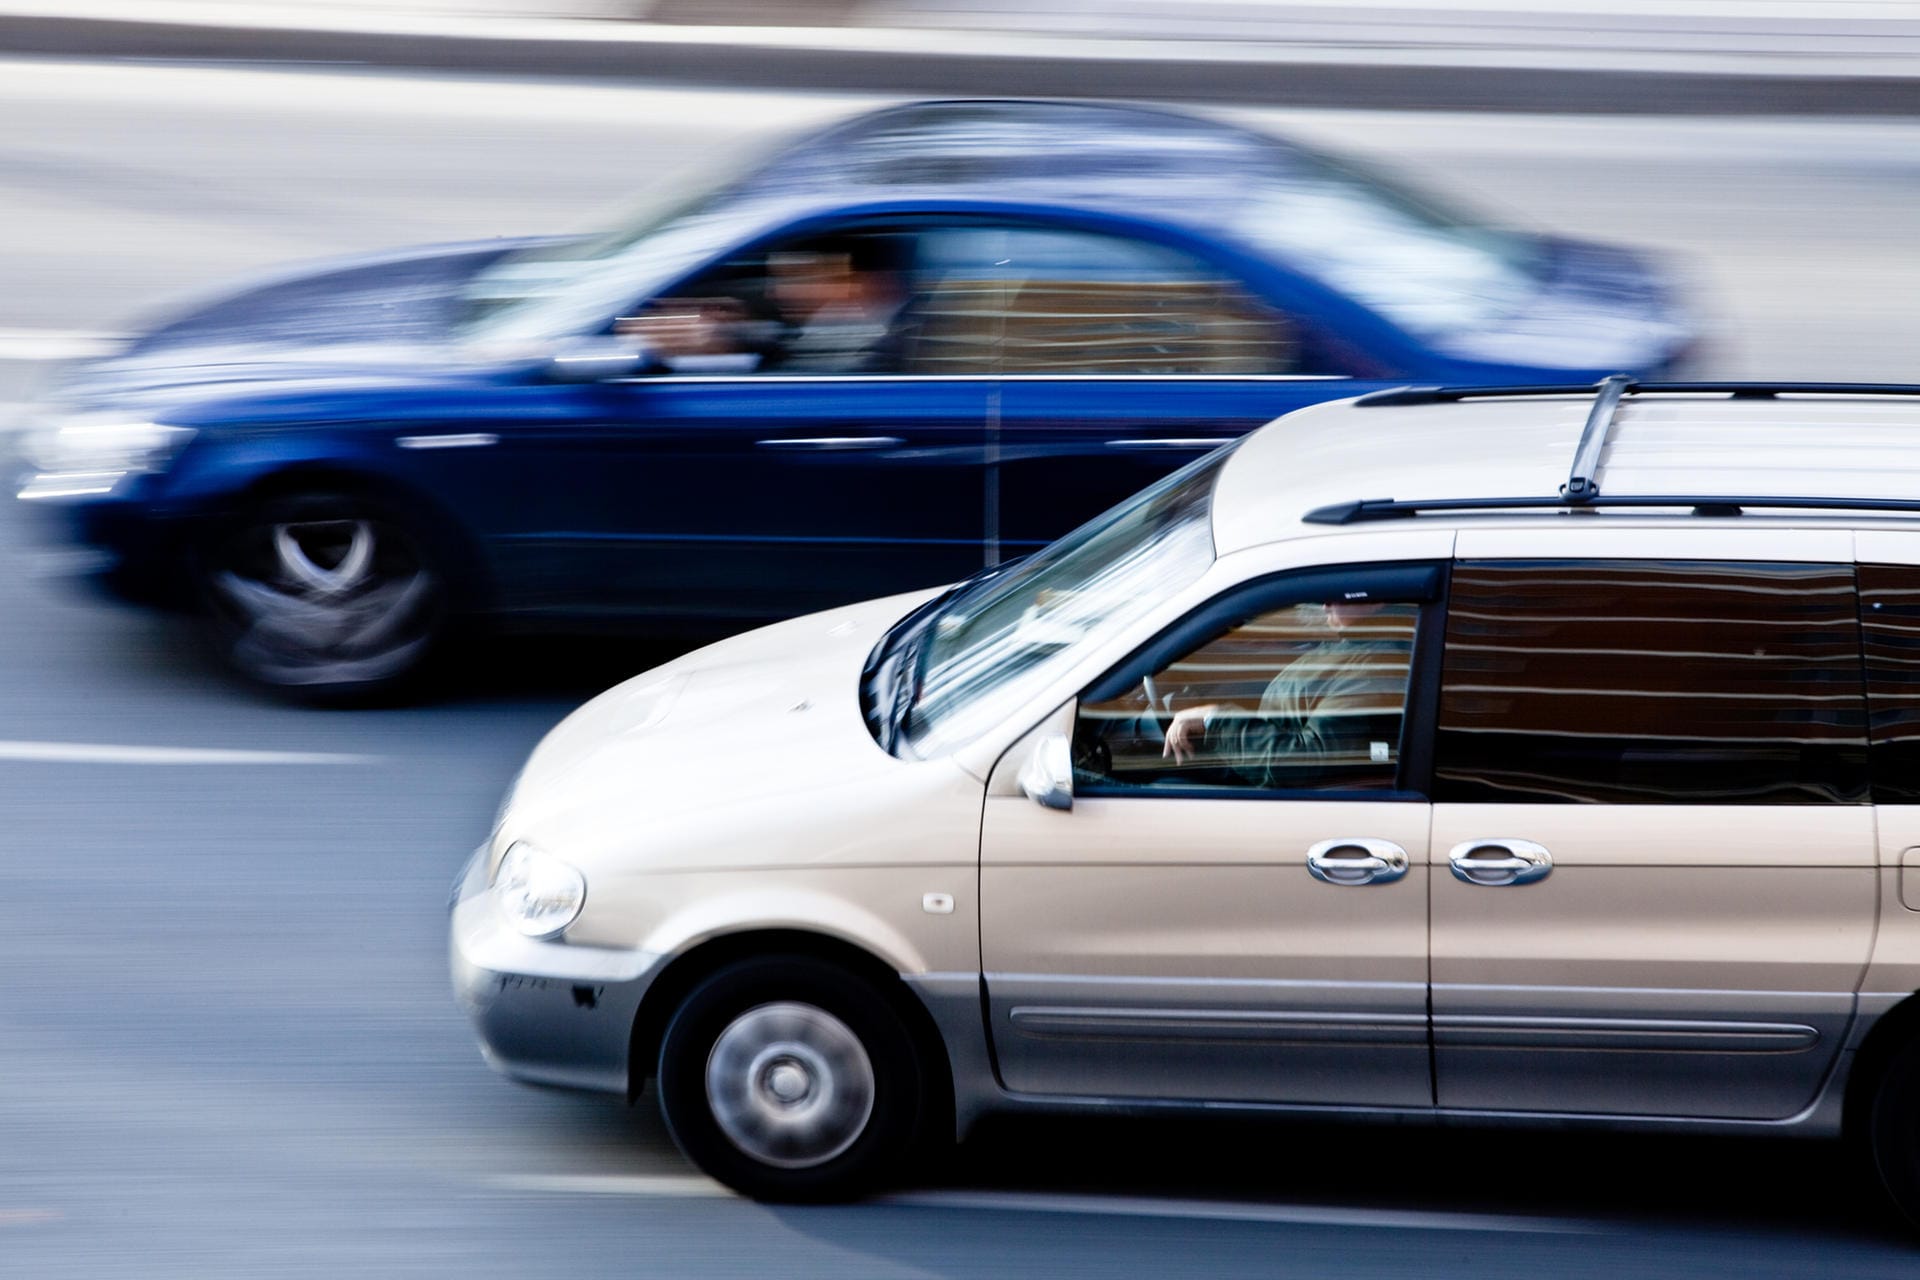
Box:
xmin=1844 ymin=987 xmax=1920 ymax=1140
xmin=626 ymin=928 xmax=956 ymax=1133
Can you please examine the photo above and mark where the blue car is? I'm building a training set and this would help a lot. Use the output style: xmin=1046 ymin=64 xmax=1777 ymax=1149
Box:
xmin=18 ymin=99 xmax=1693 ymax=698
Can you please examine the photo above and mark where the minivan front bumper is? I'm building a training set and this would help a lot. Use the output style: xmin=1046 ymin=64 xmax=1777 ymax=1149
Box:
xmin=449 ymin=847 xmax=663 ymax=1095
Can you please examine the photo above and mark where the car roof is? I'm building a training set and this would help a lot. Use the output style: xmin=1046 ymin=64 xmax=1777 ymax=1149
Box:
xmin=725 ymin=99 xmax=1302 ymax=237
xmin=1210 ymin=385 xmax=1920 ymax=556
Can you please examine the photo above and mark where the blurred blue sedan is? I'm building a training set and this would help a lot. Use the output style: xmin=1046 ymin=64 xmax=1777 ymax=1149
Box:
xmin=19 ymin=99 xmax=1693 ymax=697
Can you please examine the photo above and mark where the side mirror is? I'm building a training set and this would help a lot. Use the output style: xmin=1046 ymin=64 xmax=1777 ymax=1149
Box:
xmin=1018 ymin=732 xmax=1074 ymax=812
xmin=544 ymin=337 xmax=656 ymax=383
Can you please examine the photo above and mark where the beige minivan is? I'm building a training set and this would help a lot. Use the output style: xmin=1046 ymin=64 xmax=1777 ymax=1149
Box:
xmin=451 ymin=378 xmax=1920 ymax=1220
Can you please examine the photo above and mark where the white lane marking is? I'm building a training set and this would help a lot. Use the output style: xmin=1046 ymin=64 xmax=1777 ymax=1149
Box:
xmin=490 ymin=1174 xmax=734 ymax=1199
xmin=0 ymin=740 xmax=378 ymax=765
xmin=0 ymin=329 xmax=126 ymax=361
xmin=485 ymin=1174 xmax=1599 ymax=1234
xmin=0 ymin=1208 xmax=62 ymax=1226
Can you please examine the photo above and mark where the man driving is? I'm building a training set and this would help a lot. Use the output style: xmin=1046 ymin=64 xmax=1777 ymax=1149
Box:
xmin=618 ymin=234 xmax=913 ymax=375
xmin=1159 ymin=599 xmax=1411 ymax=788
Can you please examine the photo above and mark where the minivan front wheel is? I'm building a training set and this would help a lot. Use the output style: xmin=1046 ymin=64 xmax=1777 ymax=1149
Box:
xmin=197 ymin=490 xmax=449 ymax=700
xmin=656 ymin=956 xmax=927 ymax=1202
xmin=1867 ymin=1030 xmax=1920 ymax=1231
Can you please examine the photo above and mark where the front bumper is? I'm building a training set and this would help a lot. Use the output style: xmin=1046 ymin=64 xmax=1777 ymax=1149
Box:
xmin=12 ymin=478 xmax=196 ymax=608
xmin=449 ymin=847 xmax=664 ymax=1095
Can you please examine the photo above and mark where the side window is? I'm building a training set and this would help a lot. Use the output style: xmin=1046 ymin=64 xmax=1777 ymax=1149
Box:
xmin=618 ymin=230 xmax=919 ymax=376
xmin=1860 ymin=564 xmax=1920 ymax=802
xmin=1074 ymin=600 xmax=1420 ymax=795
xmin=908 ymin=226 xmax=1304 ymax=376
xmin=1436 ymin=561 xmax=1868 ymax=805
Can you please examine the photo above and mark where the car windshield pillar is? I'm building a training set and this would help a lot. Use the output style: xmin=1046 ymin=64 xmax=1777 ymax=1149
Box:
xmin=893 ymin=447 xmax=1230 ymax=759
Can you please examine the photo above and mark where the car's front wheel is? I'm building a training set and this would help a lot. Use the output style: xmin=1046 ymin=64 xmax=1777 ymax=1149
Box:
xmin=656 ymin=956 xmax=930 ymax=1202
xmin=196 ymin=489 xmax=450 ymax=701
xmin=1867 ymin=1028 xmax=1920 ymax=1231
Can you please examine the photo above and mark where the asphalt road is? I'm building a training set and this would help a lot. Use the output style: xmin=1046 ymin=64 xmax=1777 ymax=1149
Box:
xmin=3 ymin=55 xmax=1920 ymax=1276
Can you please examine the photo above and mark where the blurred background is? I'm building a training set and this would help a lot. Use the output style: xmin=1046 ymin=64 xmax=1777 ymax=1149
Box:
xmin=5 ymin=2 xmax=1920 ymax=1276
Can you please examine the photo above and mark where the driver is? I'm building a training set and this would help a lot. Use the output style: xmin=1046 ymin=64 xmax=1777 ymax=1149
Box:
xmin=616 ymin=235 xmax=912 ymax=375
xmin=1160 ymin=600 xmax=1403 ymax=787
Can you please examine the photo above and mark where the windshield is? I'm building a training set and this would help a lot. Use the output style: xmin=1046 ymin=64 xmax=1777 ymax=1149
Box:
xmin=1238 ymin=146 xmax=1544 ymax=339
xmin=452 ymin=136 xmax=789 ymax=348
xmin=896 ymin=448 xmax=1229 ymax=759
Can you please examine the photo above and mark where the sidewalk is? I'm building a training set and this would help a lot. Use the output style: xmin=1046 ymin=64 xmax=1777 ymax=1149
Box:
xmin=4 ymin=0 xmax=1920 ymax=113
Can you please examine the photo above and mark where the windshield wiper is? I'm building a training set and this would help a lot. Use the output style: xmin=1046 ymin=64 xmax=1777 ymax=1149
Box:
xmin=884 ymin=623 xmax=928 ymax=753
xmin=867 ymin=556 xmax=1028 ymax=755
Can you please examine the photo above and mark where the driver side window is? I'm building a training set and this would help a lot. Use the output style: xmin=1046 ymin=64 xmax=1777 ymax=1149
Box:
xmin=1074 ymin=600 xmax=1420 ymax=795
xmin=616 ymin=229 xmax=919 ymax=376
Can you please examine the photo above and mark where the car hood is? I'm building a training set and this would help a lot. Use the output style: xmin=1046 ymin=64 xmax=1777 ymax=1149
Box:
xmin=42 ymin=236 xmax=564 ymax=416
xmin=1434 ymin=235 xmax=1696 ymax=374
xmin=500 ymin=588 xmax=949 ymax=877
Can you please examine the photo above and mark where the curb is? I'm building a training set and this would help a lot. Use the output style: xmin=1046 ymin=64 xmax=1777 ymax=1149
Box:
xmin=4 ymin=13 xmax=1920 ymax=114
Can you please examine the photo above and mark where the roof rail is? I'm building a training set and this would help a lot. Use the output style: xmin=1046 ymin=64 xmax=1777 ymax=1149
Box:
xmin=1302 ymin=494 xmax=1920 ymax=526
xmin=1353 ymin=380 xmax=1920 ymax=408
xmin=1306 ymin=377 xmax=1920 ymax=526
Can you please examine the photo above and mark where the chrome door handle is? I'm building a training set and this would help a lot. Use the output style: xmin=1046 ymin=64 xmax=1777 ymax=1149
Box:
xmin=1104 ymin=438 xmax=1228 ymax=450
xmin=756 ymin=436 xmax=904 ymax=451
xmin=1448 ymin=839 xmax=1553 ymax=887
xmin=1306 ymin=838 xmax=1409 ymax=886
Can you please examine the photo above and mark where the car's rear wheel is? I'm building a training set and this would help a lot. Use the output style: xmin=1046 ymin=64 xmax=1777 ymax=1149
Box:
xmin=1867 ymin=1029 xmax=1920 ymax=1231
xmin=196 ymin=490 xmax=449 ymax=701
xmin=656 ymin=956 xmax=928 ymax=1202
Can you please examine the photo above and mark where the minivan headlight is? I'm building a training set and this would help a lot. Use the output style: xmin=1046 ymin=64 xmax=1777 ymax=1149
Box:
xmin=492 ymin=841 xmax=586 ymax=939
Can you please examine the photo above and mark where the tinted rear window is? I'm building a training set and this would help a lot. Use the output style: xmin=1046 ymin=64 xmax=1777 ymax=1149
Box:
xmin=1435 ymin=561 xmax=1868 ymax=805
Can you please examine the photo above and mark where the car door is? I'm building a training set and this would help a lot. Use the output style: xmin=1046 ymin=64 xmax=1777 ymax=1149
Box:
xmin=503 ymin=223 xmax=991 ymax=623
xmin=1852 ymin=535 xmax=1920 ymax=1023
xmin=1428 ymin=528 xmax=1877 ymax=1120
xmin=978 ymin=562 xmax=1445 ymax=1107
xmin=567 ymin=376 xmax=989 ymax=621
xmin=908 ymin=222 xmax=1400 ymax=560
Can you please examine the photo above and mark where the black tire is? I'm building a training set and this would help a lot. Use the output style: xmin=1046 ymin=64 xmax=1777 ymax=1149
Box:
xmin=1867 ymin=1029 xmax=1920 ymax=1232
xmin=656 ymin=956 xmax=929 ymax=1202
xmin=194 ymin=489 xmax=451 ymax=703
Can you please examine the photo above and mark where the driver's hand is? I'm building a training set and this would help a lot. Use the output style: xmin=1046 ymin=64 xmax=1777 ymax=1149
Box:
xmin=616 ymin=299 xmax=746 ymax=358
xmin=1163 ymin=705 xmax=1219 ymax=764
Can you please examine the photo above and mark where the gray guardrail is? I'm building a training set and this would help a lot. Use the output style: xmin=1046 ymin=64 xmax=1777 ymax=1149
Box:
xmin=4 ymin=12 xmax=1919 ymax=114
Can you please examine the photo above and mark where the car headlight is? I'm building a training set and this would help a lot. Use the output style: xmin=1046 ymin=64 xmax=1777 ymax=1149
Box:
xmin=491 ymin=841 xmax=586 ymax=939
xmin=18 ymin=418 xmax=196 ymax=499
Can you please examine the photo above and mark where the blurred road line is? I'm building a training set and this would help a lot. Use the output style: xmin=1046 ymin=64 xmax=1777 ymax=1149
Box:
xmin=0 ymin=328 xmax=125 ymax=360
xmin=0 ymin=740 xmax=380 ymax=764
xmin=489 ymin=1172 xmax=1603 ymax=1234
xmin=490 ymin=1173 xmax=735 ymax=1198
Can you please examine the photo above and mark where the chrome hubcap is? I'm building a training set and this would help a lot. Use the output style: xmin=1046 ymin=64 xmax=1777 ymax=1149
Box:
xmin=705 ymin=1002 xmax=875 ymax=1169
xmin=210 ymin=515 xmax=438 ymax=686
xmin=273 ymin=520 xmax=374 ymax=596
